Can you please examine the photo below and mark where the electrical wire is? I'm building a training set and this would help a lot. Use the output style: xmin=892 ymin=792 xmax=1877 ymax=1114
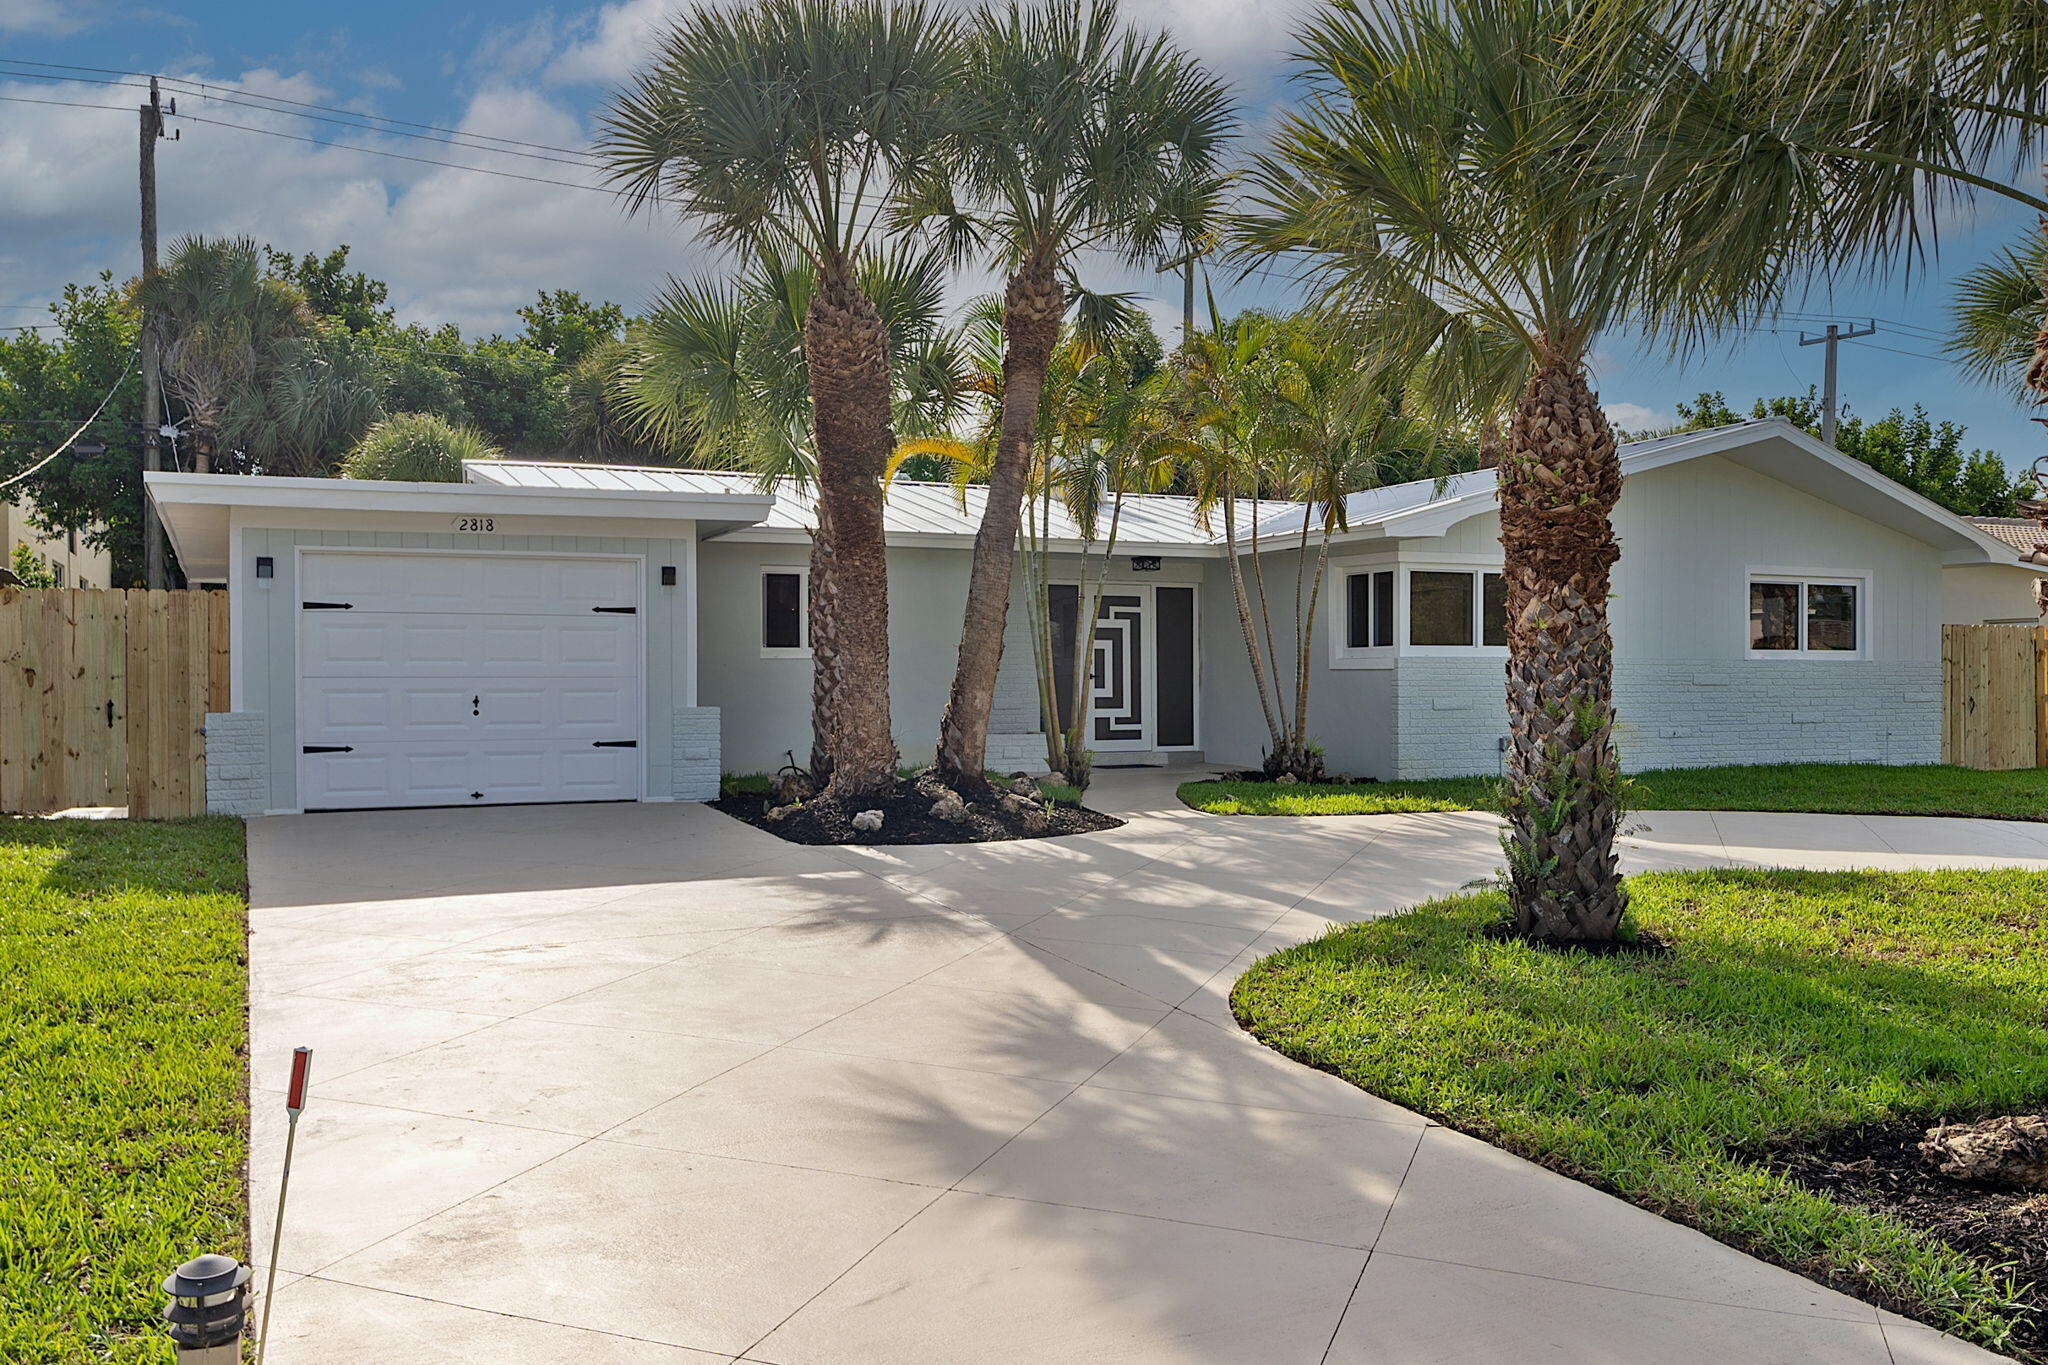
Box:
xmin=0 ymin=93 xmax=130 ymax=113
xmin=0 ymin=352 xmax=137 ymax=492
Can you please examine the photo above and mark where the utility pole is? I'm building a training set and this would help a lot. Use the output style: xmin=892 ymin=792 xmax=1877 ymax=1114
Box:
xmin=139 ymin=76 xmax=176 ymax=589
xmin=1797 ymin=320 xmax=1876 ymax=447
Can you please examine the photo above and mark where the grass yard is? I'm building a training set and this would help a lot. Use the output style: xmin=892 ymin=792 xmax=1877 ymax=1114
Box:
xmin=1183 ymin=762 xmax=2048 ymax=821
xmin=0 ymin=817 xmax=248 ymax=1365
xmin=1233 ymin=868 xmax=2048 ymax=1356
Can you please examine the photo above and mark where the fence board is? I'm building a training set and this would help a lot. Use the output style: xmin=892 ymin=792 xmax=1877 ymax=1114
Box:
xmin=1941 ymin=624 xmax=2047 ymax=771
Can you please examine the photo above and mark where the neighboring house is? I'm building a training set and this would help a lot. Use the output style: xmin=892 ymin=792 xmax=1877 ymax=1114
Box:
xmin=147 ymin=418 xmax=2016 ymax=815
xmin=1943 ymin=517 xmax=2047 ymax=624
xmin=2 ymin=496 xmax=110 ymax=588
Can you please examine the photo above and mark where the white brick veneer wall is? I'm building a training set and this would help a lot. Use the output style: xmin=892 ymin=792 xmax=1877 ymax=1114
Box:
xmin=1389 ymin=660 xmax=1942 ymax=778
xmin=203 ymin=712 xmax=269 ymax=815
xmin=672 ymin=706 xmax=722 ymax=800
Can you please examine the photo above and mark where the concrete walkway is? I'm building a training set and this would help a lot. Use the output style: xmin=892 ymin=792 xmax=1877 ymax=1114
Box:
xmin=247 ymin=772 xmax=2048 ymax=1363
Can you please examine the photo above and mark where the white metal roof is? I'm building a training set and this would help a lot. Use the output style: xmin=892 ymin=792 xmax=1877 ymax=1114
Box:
xmin=462 ymin=417 xmax=2014 ymax=565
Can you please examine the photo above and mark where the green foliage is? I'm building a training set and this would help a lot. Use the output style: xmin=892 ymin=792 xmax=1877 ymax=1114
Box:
xmin=1945 ymin=236 xmax=2044 ymax=396
xmin=341 ymin=412 xmax=501 ymax=482
xmin=0 ymin=817 xmax=248 ymax=1364
xmin=221 ymin=324 xmax=385 ymax=477
xmin=1675 ymin=389 xmax=2030 ymax=516
xmin=1180 ymin=762 xmax=2048 ymax=821
xmin=9 ymin=544 xmax=55 ymax=588
xmin=263 ymin=243 xmax=393 ymax=333
xmin=0 ymin=275 xmax=144 ymax=584
xmin=517 ymin=289 xmax=627 ymax=367
xmin=1233 ymin=868 xmax=2048 ymax=1349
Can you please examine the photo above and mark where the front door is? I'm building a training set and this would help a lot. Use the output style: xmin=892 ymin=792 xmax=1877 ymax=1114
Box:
xmin=1047 ymin=585 xmax=1196 ymax=755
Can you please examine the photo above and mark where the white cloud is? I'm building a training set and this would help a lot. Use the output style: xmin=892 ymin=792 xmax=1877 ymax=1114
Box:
xmin=0 ymin=0 xmax=95 ymax=36
xmin=1603 ymin=402 xmax=1677 ymax=433
xmin=547 ymin=0 xmax=690 ymax=87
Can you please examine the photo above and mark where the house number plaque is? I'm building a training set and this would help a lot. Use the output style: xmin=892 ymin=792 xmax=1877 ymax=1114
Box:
xmin=453 ymin=516 xmax=499 ymax=533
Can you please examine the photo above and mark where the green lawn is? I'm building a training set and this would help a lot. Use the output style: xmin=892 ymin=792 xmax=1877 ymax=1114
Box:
xmin=1182 ymin=762 xmax=2048 ymax=821
xmin=0 ymin=817 xmax=248 ymax=1365
xmin=1232 ymin=868 xmax=2048 ymax=1355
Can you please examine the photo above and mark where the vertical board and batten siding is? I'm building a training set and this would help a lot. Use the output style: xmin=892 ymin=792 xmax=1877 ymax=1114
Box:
xmin=0 ymin=587 xmax=227 ymax=816
xmin=235 ymin=527 xmax=696 ymax=812
xmin=1940 ymin=624 xmax=2046 ymax=770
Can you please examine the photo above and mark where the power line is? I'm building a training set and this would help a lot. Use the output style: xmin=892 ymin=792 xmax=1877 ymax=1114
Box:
xmin=0 ymin=351 xmax=137 ymax=492
xmin=0 ymin=93 xmax=130 ymax=113
xmin=0 ymin=57 xmax=597 ymax=158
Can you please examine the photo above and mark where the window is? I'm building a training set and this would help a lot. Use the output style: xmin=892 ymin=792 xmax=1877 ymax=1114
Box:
xmin=1748 ymin=576 xmax=1861 ymax=656
xmin=762 ymin=568 xmax=809 ymax=655
xmin=1409 ymin=568 xmax=1507 ymax=650
xmin=1344 ymin=569 xmax=1395 ymax=650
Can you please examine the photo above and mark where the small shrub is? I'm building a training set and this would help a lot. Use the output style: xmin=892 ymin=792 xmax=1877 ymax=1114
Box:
xmin=341 ymin=413 xmax=500 ymax=482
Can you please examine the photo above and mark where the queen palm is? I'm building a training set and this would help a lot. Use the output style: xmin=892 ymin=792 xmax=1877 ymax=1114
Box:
xmin=904 ymin=0 xmax=1231 ymax=794
xmin=133 ymin=236 xmax=312 ymax=474
xmin=1243 ymin=0 xmax=1827 ymax=943
xmin=600 ymin=0 xmax=963 ymax=799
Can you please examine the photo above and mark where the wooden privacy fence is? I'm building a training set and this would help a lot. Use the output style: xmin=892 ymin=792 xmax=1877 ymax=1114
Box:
xmin=0 ymin=588 xmax=230 ymax=817
xmin=1941 ymin=624 xmax=2048 ymax=771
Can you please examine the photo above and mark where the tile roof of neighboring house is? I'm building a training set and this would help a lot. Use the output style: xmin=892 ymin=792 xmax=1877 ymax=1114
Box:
xmin=1969 ymin=517 xmax=2048 ymax=554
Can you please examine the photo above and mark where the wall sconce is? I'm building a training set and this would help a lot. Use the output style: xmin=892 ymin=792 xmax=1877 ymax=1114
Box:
xmin=255 ymin=557 xmax=274 ymax=580
xmin=660 ymin=565 xmax=677 ymax=586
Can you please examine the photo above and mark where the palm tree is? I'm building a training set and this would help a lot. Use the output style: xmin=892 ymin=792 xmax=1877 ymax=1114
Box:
xmin=904 ymin=0 xmax=1232 ymax=794
xmin=222 ymin=326 xmax=383 ymax=477
xmin=600 ymin=0 xmax=964 ymax=800
xmin=133 ymin=236 xmax=312 ymax=473
xmin=340 ymin=413 xmax=500 ymax=482
xmin=1243 ymin=0 xmax=1832 ymax=944
xmin=617 ymin=245 xmax=971 ymax=774
xmin=1944 ymin=239 xmax=2047 ymax=397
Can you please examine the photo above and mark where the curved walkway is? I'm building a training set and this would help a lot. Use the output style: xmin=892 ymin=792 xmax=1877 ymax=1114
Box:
xmin=246 ymin=771 xmax=2046 ymax=1363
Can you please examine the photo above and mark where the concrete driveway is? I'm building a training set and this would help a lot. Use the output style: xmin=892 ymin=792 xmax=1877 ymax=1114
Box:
xmin=247 ymin=772 xmax=2047 ymax=1363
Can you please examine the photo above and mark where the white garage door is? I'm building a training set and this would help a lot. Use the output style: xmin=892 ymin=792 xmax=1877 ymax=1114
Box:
xmin=298 ymin=551 xmax=643 ymax=810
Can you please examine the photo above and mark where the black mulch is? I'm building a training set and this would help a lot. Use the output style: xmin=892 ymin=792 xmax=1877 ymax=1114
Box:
xmin=713 ymin=774 xmax=1123 ymax=846
xmin=1770 ymin=1117 xmax=2047 ymax=1358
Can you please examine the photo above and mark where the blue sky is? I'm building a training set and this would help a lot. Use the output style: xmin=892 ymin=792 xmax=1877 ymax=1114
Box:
xmin=2 ymin=0 xmax=2041 ymax=473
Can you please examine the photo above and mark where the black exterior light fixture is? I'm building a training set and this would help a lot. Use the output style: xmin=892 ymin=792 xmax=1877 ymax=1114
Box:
xmin=255 ymin=557 xmax=274 ymax=580
xmin=162 ymin=1253 xmax=251 ymax=1363
xmin=660 ymin=565 xmax=678 ymax=587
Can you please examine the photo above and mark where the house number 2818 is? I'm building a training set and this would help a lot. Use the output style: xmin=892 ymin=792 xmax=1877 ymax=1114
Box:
xmin=454 ymin=516 xmax=497 ymax=533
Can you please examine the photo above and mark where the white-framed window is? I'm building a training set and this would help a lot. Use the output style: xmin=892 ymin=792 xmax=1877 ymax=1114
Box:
xmin=761 ymin=565 xmax=810 ymax=657
xmin=1746 ymin=572 xmax=1865 ymax=658
xmin=1332 ymin=561 xmax=1508 ymax=666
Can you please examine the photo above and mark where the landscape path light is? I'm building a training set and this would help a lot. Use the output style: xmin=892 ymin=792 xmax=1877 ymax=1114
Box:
xmin=161 ymin=1252 xmax=250 ymax=1364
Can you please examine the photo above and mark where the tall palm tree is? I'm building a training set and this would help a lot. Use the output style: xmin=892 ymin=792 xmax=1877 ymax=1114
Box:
xmin=617 ymin=245 xmax=971 ymax=774
xmin=221 ymin=326 xmax=383 ymax=477
xmin=600 ymin=0 xmax=964 ymax=800
xmin=1943 ymin=239 xmax=2048 ymax=398
xmin=904 ymin=0 xmax=1232 ymax=794
xmin=133 ymin=236 xmax=312 ymax=474
xmin=1243 ymin=0 xmax=1826 ymax=944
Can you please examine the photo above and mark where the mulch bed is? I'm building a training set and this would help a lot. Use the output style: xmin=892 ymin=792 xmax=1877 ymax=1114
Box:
xmin=713 ymin=773 xmax=1123 ymax=846
xmin=1770 ymin=1118 xmax=2048 ymax=1356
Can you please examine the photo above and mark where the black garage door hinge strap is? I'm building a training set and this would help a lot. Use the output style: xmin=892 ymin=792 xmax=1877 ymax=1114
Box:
xmin=302 ymin=744 xmax=355 ymax=754
xmin=301 ymin=601 xmax=354 ymax=610
xmin=592 ymin=740 xmax=638 ymax=748
xmin=592 ymin=605 xmax=636 ymax=614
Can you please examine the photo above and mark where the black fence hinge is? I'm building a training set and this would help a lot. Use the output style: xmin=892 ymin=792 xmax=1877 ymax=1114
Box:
xmin=301 ymin=601 xmax=354 ymax=611
xmin=592 ymin=605 xmax=637 ymax=614
xmin=592 ymin=740 xmax=638 ymax=748
xmin=301 ymin=744 xmax=355 ymax=754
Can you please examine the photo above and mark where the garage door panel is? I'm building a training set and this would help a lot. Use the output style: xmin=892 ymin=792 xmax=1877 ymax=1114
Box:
xmin=297 ymin=552 xmax=643 ymax=810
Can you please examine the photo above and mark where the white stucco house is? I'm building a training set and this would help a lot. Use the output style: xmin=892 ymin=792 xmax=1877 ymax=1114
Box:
xmin=146 ymin=418 xmax=2018 ymax=815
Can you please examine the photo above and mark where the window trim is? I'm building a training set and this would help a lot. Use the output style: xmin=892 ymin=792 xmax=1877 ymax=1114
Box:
xmin=1330 ymin=560 xmax=1399 ymax=670
xmin=1743 ymin=567 xmax=1870 ymax=661
xmin=760 ymin=564 xmax=811 ymax=658
xmin=1330 ymin=557 xmax=1510 ymax=667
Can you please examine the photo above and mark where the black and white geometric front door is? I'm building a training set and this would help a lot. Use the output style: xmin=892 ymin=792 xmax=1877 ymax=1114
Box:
xmin=1090 ymin=593 xmax=1148 ymax=748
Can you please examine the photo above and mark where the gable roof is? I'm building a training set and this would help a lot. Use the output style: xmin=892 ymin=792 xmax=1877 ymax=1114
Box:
xmin=463 ymin=418 xmax=2015 ymax=564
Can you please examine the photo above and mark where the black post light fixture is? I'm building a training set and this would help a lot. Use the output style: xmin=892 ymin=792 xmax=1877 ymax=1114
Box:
xmin=162 ymin=1253 xmax=251 ymax=1363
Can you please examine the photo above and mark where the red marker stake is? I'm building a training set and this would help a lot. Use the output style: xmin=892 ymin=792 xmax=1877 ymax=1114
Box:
xmin=254 ymin=1047 xmax=311 ymax=1365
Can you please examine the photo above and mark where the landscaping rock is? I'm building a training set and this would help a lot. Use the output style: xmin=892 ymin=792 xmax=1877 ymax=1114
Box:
xmin=1275 ymin=772 xmax=1298 ymax=785
xmin=850 ymin=809 xmax=884 ymax=834
xmin=1008 ymin=776 xmax=1042 ymax=800
xmin=999 ymin=792 xmax=1048 ymax=833
xmin=764 ymin=803 xmax=796 ymax=823
xmin=770 ymin=770 xmax=815 ymax=806
xmin=1920 ymin=1115 xmax=2048 ymax=1187
xmin=931 ymin=794 xmax=970 ymax=824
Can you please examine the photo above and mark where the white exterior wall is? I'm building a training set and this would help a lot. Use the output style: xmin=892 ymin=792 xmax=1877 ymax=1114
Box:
xmin=697 ymin=539 xmax=1050 ymax=775
xmin=1942 ymin=563 xmax=2043 ymax=625
xmin=1381 ymin=453 xmax=1949 ymax=777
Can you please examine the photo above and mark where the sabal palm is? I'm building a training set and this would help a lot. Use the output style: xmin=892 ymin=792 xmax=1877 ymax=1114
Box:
xmin=600 ymin=0 xmax=963 ymax=798
xmin=907 ymin=0 xmax=1232 ymax=791
xmin=133 ymin=236 xmax=311 ymax=474
xmin=1244 ymin=0 xmax=1822 ymax=942
xmin=221 ymin=326 xmax=383 ymax=477
xmin=1945 ymin=239 xmax=2047 ymax=398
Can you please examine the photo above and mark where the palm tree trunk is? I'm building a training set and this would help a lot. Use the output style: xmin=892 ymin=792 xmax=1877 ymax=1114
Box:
xmin=1498 ymin=360 xmax=1627 ymax=943
xmin=1221 ymin=482 xmax=1285 ymax=751
xmin=803 ymin=265 xmax=900 ymax=799
xmin=934 ymin=255 xmax=1064 ymax=792
xmin=807 ymin=495 xmax=838 ymax=782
